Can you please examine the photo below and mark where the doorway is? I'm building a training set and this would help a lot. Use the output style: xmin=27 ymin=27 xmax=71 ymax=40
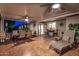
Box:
xmin=38 ymin=23 xmax=44 ymax=36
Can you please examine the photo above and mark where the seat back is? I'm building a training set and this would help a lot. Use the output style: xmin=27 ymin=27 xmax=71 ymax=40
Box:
xmin=62 ymin=30 xmax=75 ymax=44
xmin=27 ymin=31 xmax=32 ymax=38
xmin=0 ymin=32 xmax=6 ymax=39
xmin=12 ymin=30 xmax=19 ymax=36
xmin=5 ymin=33 xmax=11 ymax=40
xmin=19 ymin=30 xmax=26 ymax=38
xmin=0 ymin=32 xmax=6 ymax=43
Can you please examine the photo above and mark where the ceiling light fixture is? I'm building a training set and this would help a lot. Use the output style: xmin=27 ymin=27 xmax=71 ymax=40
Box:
xmin=52 ymin=4 xmax=60 ymax=9
xmin=25 ymin=17 xmax=29 ymax=22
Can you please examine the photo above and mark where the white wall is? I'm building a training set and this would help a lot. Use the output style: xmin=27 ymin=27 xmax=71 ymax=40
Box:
xmin=56 ymin=15 xmax=79 ymax=36
xmin=56 ymin=19 xmax=66 ymax=36
xmin=66 ymin=15 xmax=79 ymax=30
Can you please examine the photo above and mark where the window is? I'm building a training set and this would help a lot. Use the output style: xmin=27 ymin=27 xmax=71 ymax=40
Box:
xmin=48 ymin=22 xmax=56 ymax=30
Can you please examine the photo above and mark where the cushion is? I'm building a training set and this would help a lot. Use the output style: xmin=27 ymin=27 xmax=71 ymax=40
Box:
xmin=51 ymin=40 xmax=70 ymax=51
xmin=63 ymin=36 xmax=70 ymax=42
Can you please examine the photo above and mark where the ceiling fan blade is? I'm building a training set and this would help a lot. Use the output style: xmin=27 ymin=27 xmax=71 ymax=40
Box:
xmin=44 ymin=5 xmax=52 ymax=15
xmin=24 ymin=8 xmax=28 ymax=15
xmin=40 ymin=4 xmax=48 ymax=7
xmin=2 ymin=11 xmax=24 ymax=17
xmin=59 ymin=4 xmax=68 ymax=12
xmin=40 ymin=4 xmax=53 ymax=7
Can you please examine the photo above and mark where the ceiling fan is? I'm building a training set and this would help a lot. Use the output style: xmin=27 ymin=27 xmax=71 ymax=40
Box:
xmin=40 ymin=3 xmax=67 ymax=15
xmin=0 ymin=8 xmax=35 ymax=22
xmin=40 ymin=4 xmax=53 ymax=13
xmin=18 ymin=8 xmax=34 ymax=22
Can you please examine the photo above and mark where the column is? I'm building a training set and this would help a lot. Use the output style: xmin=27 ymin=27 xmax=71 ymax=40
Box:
xmin=35 ymin=22 xmax=39 ymax=36
xmin=0 ymin=17 xmax=4 ymax=32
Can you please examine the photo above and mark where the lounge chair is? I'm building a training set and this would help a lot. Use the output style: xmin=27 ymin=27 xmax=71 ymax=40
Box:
xmin=49 ymin=30 xmax=75 ymax=55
